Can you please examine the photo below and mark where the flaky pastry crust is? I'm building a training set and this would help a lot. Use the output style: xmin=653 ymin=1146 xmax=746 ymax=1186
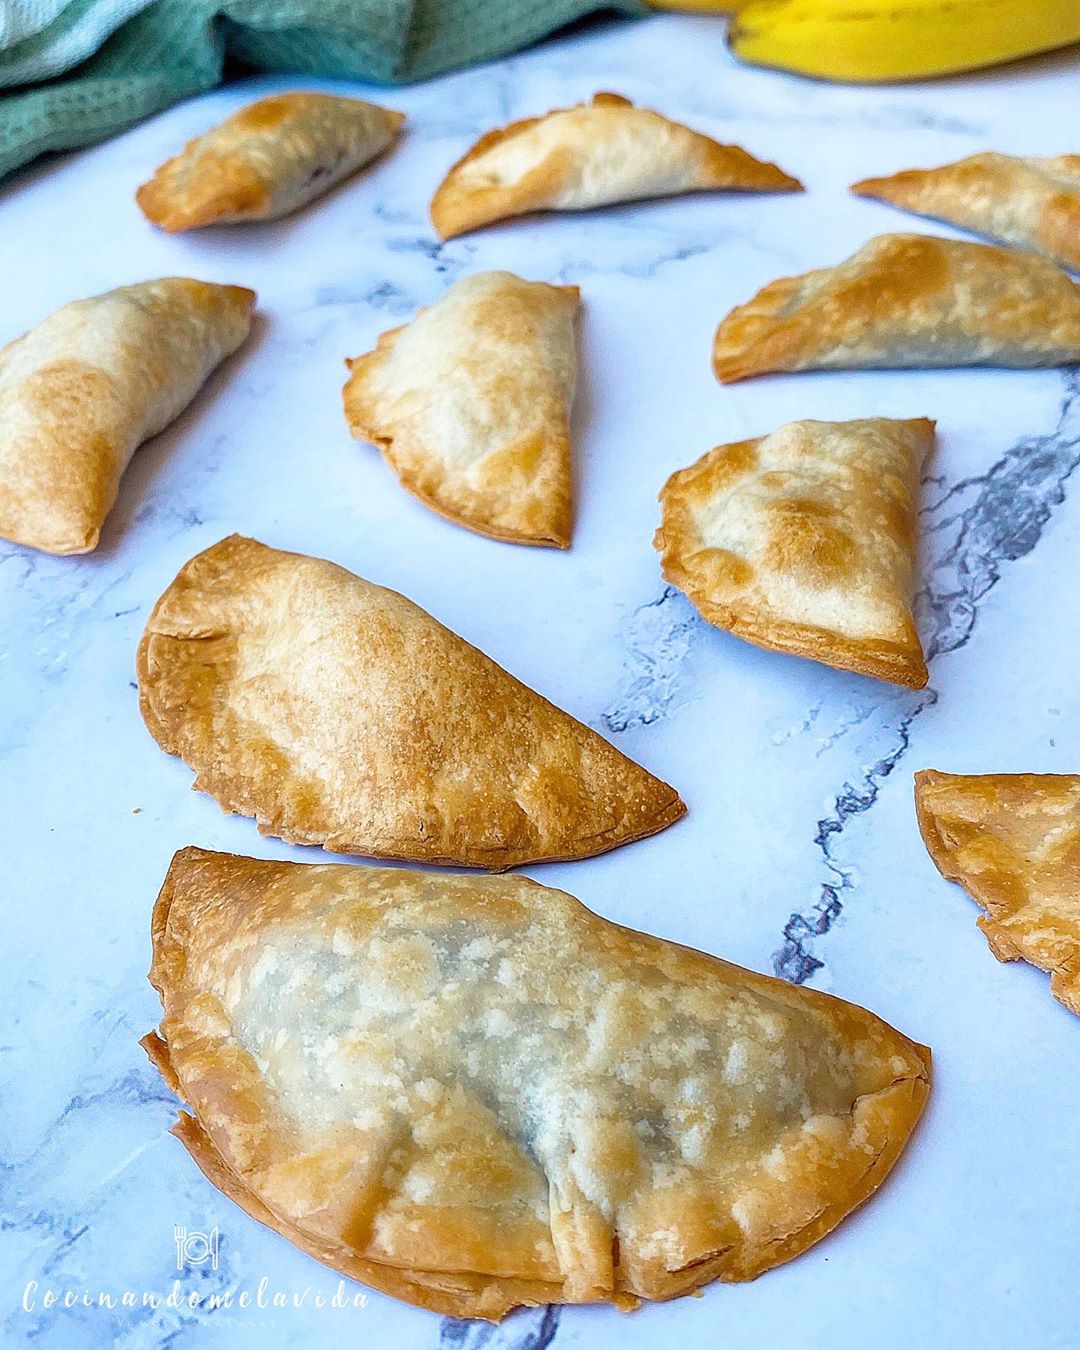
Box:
xmin=136 ymin=536 xmax=684 ymax=867
xmin=137 ymin=93 xmax=404 ymax=231
xmin=713 ymin=233 xmax=1080 ymax=382
xmin=144 ymin=847 xmax=931 ymax=1319
xmin=915 ymin=770 xmax=1080 ymax=1016
xmin=852 ymin=153 xmax=1080 ymax=273
xmin=654 ymin=418 xmax=932 ymax=688
xmin=430 ymin=91 xmax=802 ymax=239
xmin=0 ymin=279 xmax=254 ymax=555
xmin=343 ymin=272 xmax=579 ymax=547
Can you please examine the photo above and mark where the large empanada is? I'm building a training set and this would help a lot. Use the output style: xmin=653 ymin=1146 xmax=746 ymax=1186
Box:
xmin=144 ymin=846 xmax=931 ymax=1320
xmin=343 ymin=272 xmax=579 ymax=547
xmin=0 ymin=279 xmax=255 ymax=555
xmin=712 ymin=233 xmax=1080 ymax=382
xmin=430 ymin=91 xmax=802 ymax=240
xmin=654 ymin=418 xmax=931 ymax=687
xmin=915 ymin=770 xmax=1080 ymax=1016
xmin=136 ymin=536 xmax=684 ymax=867
xmin=137 ymin=93 xmax=404 ymax=231
xmin=852 ymin=153 xmax=1080 ymax=273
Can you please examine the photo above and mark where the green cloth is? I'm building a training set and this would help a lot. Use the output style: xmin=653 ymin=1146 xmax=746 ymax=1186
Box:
xmin=0 ymin=0 xmax=644 ymax=180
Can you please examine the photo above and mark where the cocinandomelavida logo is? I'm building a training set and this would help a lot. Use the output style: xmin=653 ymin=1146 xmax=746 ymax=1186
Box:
xmin=20 ymin=1227 xmax=368 ymax=1317
xmin=174 ymin=1225 xmax=220 ymax=1271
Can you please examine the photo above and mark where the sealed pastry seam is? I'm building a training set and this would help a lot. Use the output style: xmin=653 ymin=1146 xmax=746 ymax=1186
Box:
xmin=342 ymin=272 xmax=580 ymax=548
xmin=137 ymin=92 xmax=404 ymax=230
xmin=654 ymin=418 xmax=931 ymax=688
xmin=431 ymin=91 xmax=802 ymax=239
xmin=851 ymin=152 xmax=1080 ymax=273
xmin=712 ymin=233 xmax=1080 ymax=381
xmin=144 ymin=847 xmax=930 ymax=1320
xmin=136 ymin=535 xmax=684 ymax=867
xmin=0 ymin=278 xmax=255 ymax=555
xmin=915 ymin=769 xmax=1080 ymax=1015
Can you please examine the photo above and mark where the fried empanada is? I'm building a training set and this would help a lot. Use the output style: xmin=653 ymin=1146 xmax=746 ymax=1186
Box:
xmin=343 ymin=272 xmax=579 ymax=547
xmin=654 ymin=418 xmax=931 ymax=687
xmin=137 ymin=93 xmax=404 ymax=231
xmin=137 ymin=535 xmax=684 ymax=867
xmin=852 ymin=153 xmax=1080 ymax=273
xmin=430 ymin=91 xmax=802 ymax=240
xmin=915 ymin=770 xmax=1080 ymax=1016
xmin=0 ymin=279 xmax=254 ymax=556
xmin=144 ymin=846 xmax=930 ymax=1319
xmin=712 ymin=233 xmax=1080 ymax=382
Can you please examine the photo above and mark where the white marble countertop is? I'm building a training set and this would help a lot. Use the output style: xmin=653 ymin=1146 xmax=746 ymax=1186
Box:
xmin=2 ymin=12 xmax=1079 ymax=1349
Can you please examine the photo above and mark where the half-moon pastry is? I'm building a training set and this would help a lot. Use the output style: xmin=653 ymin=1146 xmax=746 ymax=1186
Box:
xmin=852 ymin=153 xmax=1080 ymax=273
xmin=343 ymin=271 xmax=579 ymax=547
xmin=136 ymin=535 xmax=684 ymax=867
xmin=430 ymin=91 xmax=802 ymax=240
xmin=137 ymin=93 xmax=404 ymax=231
xmin=712 ymin=233 xmax=1080 ymax=382
xmin=144 ymin=846 xmax=931 ymax=1320
xmin=654 ymin=418 xmax=931 ymax=687
xmin=915 ymin=770 xmax=1080 ymax=1016
xmin=0 ymin=279 xmax=255 ymax=555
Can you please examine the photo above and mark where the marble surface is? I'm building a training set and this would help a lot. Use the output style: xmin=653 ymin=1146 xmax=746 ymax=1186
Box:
xmin=2 ymin=13 xmax=1079 ymax=1349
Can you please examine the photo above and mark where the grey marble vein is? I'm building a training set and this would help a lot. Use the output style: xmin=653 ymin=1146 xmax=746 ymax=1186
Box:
xmin=603 ymin=585 xmax=700 ymax=733
xmin=311 ymin=279 xmax=416 ymax=315
xmin=0 ymin=555 xmax=137 ymax=750
xmin=773 ymin=691 xmax=932 ymax=984
xmin=440 ymin=1305 xmax=560 ymax=1350
xmin=663 ymin=89 xmax=983 ymax=138
xmin=550 ymin=214 xmax=805 ymax=285
xmin=0 ymin=1066 xmax=218 ymax=1349
xmin=385 ymin=234 xmax=479 ymax=280
xmin=774 ymin=370 xmax=1080 ymax=983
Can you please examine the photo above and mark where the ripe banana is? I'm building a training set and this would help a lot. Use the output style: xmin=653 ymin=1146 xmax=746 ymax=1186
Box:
xmin=728 ymin=0 xmax=1080 ymax=82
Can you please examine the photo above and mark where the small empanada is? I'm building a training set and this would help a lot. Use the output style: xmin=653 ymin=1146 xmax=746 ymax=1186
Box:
xmin=144 ymin=846 xmax=931 ymax=1320
xmin=343 ymin=272 xmax=579 ymax=547
xmin=137 ymin=536 xmax=684 ymax=867
xmin=0 ymin=279 xmax=255 ymax=555
xmin=430 ymin=91 xmax=802 ymax=240
xmin=915 ymin=770 xmax=1080 ymax=1016
xmin=712 ymin=233 xmax=1080 ymax=382
xmin=852 ymin=153 xmax=1080 ymax=273
xmin=654 ymin=418 xmax=931 ymax=687
xmin=137 ymin=93 xmax=404 ymax=231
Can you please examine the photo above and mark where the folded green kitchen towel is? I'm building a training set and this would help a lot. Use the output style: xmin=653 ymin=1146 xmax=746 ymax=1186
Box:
xmin=0 ymin=0 xmax=645 ymax=180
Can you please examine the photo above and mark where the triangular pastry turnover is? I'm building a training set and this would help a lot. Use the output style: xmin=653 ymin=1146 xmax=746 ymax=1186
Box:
xmin=137 ymin=536 xmax=684 ymax=867
xmin=144 ymin=846 xmax=930 ymax=1320
xmin=343 ymin=271 xmax=579 ymax=547
xmin=431 ymin=92 xmax=802 ymax=239
xmin=654 ymin=417 xmax=932 ymax=687
xmin=852 ymin=154 xmax=1080 ymax=274
xmin=137 ymin=93 xmax=404 ymax=230
xmin=916 ymin=770 xmax=1080 ymax=1016
xmin=713 ymin=233 xmax=1080 ymax=382
xmin=0 ymin=278 xmax=254 ymax=555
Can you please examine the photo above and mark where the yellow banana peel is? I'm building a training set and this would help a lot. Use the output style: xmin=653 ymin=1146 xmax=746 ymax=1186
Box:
xmin=727 ymin=0 xmax=1080 ymax=82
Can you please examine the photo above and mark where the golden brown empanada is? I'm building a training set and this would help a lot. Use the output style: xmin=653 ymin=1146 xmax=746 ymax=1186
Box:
xmin=137 ymin=535 xmax=684 ymax=867
xmin=343 ymin=272 xmax=579 ymax=547
xmin=712 ymin=233 xmax=1080 ymax=382
xmin=915 ymin=770 xmax=1080 ymax=1015
xmin=144 ymin=846 xmax=931 ymax=1320
xmin=852 ymin=153 xmax=1080 ymax=273
xmin=654 ymin=418 xmax=931 ymax=688
xmin=137 ymin=92 xmax=404 ymax=231
xmin=430 ymin=91 xmax=802 ymax=240
xmin=0 ymin=279 xmax=255 ymax=556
